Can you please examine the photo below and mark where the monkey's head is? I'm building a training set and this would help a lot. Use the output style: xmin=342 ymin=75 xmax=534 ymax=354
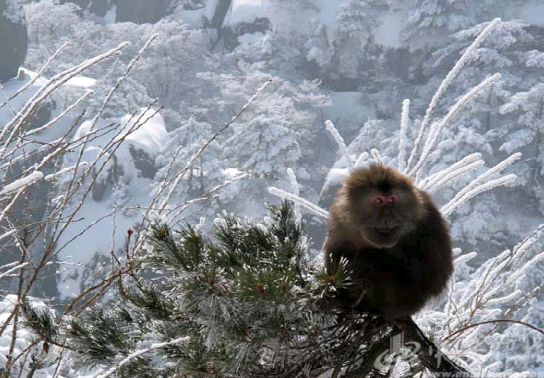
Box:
xmin=342 ymin=164 xmax=424 ymax=249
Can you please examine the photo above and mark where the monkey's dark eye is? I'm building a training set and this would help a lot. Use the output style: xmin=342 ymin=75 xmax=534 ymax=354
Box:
xmin=373 ymin=197 xmax=383 ymax=205
xmin=388 ymin=195 xmax=397 ymax=204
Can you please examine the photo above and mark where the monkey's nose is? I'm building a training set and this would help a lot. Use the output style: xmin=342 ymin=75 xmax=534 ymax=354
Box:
xmin=373 ymin=194 xmax=397 ymax=206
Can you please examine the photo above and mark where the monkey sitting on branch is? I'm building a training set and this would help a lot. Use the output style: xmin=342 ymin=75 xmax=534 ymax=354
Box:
xmin=324 ymin=163 xmax=453 ymax=318
xmin=323 ymin=164 xmax=473 ymax=376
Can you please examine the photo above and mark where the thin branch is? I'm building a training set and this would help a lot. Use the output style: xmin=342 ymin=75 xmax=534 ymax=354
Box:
xmin=443 ymin=319 xmax=544 ymax=342
xmin=93 ymin=337 xmax=190 ymax=378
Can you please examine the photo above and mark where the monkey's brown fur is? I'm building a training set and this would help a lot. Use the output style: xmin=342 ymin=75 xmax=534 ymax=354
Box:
xmin=324 ymin=164 xmax=453 ymax=318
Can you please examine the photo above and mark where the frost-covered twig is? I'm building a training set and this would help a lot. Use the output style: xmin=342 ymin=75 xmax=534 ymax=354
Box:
xmin=398 ymin=99 xmax=410 ymax=172
xmin=24 ymin=89 xmax=93 ymax=137
xmin=444 ymin=319 xmax=544 ymax=342
xmin=426 ymin=160 xmax=484 ymax=194
xmin=441 ymin=153 xmax=521 ymax=216
xmin=43 ymin=163 xmax=89 ymax=181
xmin=86 ymin=34 xmax=157 ymax=134
xmin=286 ymin=168 xmax=302 ymax=223
xmin=406 ymin=18 xmax=501 ymax=171
xmin=167 ymin=173 xmax=250 ymax=222
xmin=370 ymin=148 xmax=382 ymax=164
xmin=268 ymin=187 xmax=329 ymax=218
xmin=441 ymin=174 xmax=517 ymax=217
xmin=94 ymin=337 xmax=190 ymax=378
xmin=409 ymin=73 xmax=501 ymax=177
xmin=325 ymin=120 xmax=353 ymax=169
xmin=354 ymin=152 xmax=369 ymax=167
xmin=0 ymin=41 xmax=130 ymax=158
xmin=0 ymin=262 xmax=29 ymax=281
xmin=418 ymin=153 xmax=482 ymax=189
xmin=0 ymin=171 xmax=43 ymax=196
xmin=0 ymin=41 xmax=70 ymax=110
xmin=0 ymin=228 xmax=17 ymax=243
xmin=158 ymin=79 xmax=273 ymax=212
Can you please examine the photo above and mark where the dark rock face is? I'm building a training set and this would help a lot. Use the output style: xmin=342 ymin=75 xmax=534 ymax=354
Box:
xmin=223 ymin=17 xmax=270 ymax=51
xmin=59 ymin=0 xmax=109 ymax=17
xmin=0 ymin=0 xmax=27 ymax=82
xmin=89 ymin=0 xmax=109 ymax=17
xmin=61 ymin=0 xmax=176 ymax=23
xmin=114 ymin=0 xmax=174 ymax=24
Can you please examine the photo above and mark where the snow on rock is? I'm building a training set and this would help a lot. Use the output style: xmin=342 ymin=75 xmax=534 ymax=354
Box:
xmin=170 ymin=0 xmax=217 ymax=28
xmin=0 ymin=68 xmax=48 ymax=129
xmin=120 ymin=109 xmax=168 ymax=156
xmin=104 ymin=4 xmax=116 ymax=24
xmin=0 ymin=68 xmax=76 ymax=148
xmin=65 ymin=75 xmax=97 ymax=88
xmin=226 ymin=0 xmax=264 ymax=25
xmin=237 ymin=31 xmax=265 ymax=44
xmin=56 ymin=109 xmax=168 ymax=300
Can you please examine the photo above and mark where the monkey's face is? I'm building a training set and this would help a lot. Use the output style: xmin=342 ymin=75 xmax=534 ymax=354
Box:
xmin=356 ymin=187 xmax=418 ymax=248
xmin=343 ymin=166 xmax=422 ymax=249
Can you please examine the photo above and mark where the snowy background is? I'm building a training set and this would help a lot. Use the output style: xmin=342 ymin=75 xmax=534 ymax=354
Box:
xmin=1 ymin=0 xmax=544 ymax=376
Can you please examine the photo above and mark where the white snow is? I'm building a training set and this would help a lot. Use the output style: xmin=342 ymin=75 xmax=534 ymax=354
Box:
xmin=222 ymin=167 xmax=245 ymax=180
xmin=104 ymin=5 xmax=116 ymax=24
xmin=237 ymin=31 xmax=265 ymax=44
xmin=0 ymin=171 xmax=43 ymax=195
xmin=65 ymin=75 xmax=97 ymax=88
xmin=56 ymin=109 xmax=168 ymax=300
xmin=227 ymin=0 xmax=264 ymax=25
xmin=120 ymin=109 xmax=168 ymax=154
xmin=0 ymin=68 xmax=48 ymax=128
xmin=171 ymin=0 xmax=216 ymax=28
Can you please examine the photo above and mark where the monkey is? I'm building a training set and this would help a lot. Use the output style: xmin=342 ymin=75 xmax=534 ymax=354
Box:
xmin=323 ymin=164 xmax=453 ymax=319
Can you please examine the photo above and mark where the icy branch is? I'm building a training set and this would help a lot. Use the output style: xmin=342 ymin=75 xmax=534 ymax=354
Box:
xmin=406 ymin=18 xmax=501 ymax=171
xmin=440 ymin=152 xmax=521 ymax=216
xmin=441 ymin=174 xmax=517 ymax=217
xmin=418 ymin=153 xmax=482 ymax=189
xmin=268 ymin=187 xmax=329 ymax=219
xmin=0 ymin=41 xmax=70 ymax=111
xmin=325 ymin=120 xmax=353 ymax=169
xmin=94 ymin=336 xmax=190 ymax=378
xmin=0 ymin=42 xmax=130 ymax=158
xmin=286 ymin=168 xmax=302 ymax=223
xmin=398 ymin=99 xmax=410 ymax=172
xmin=370 ymin=149 xmax=382 ymax=164
xmin=0 ymin=263 xmax=28 ymax=281
xmin=44 ymin=163 xmax=89 ymax=181
xmin=409 ymin=73 xmax=501 ymax=177
xmin=158 ymin=79 xmax=273 ymax=212
xmin=354 ymin=152 xmax=369 ymax=167
xmin=25 ymin=90 xmax=93 ymax=137
xmin=0 ymin=171 xmax=43 ymax=196
xmin=426 ymin=160 xmax=485 ymax=194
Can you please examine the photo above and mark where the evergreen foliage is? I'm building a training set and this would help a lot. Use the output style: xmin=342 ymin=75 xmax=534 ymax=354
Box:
xmin=21 ymin=202 xmax=469 ymax=377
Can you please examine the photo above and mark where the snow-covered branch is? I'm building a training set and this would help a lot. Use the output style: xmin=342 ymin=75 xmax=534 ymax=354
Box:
xmin=268 ymin=187 xmax=329 ymax=219
xmin=94 ymin=337 xmax=190 ymax=378
xmin=406 ymin=18 xmax=501 ymax=171
xmin=325 ymin=119 xmax=353 ymax=169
